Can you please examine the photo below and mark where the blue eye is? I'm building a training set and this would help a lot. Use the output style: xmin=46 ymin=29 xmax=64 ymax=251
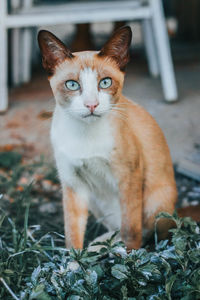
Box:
xmin=99 ymin=77 xmax=112 ymax=89
xmin=65 ymin=80 xmax=80 ymax=91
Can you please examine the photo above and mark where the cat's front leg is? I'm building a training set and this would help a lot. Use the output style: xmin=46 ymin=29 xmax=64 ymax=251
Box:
xmin=62 ymin=186 xmax=88 ymax=249
xmin=118 ymin=167 xmax=143 ymax=250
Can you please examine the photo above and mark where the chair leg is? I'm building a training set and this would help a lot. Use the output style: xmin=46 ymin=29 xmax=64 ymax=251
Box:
xmin=12 ymin=28 xmax=32 ymax=86
xmin=151 ymin=0 xmax=178 ymax=102
xmin=11 ymin=28 xmax=21 ymax=86
xmin=0 ymin=26 xmax=8 ymax=112
xmin=142 ymin=19 xmax=159 ymax=78
xmin=31 ymin=28 xmax=38 ymax=64
xmin=20 ymin=0 xmax=34 ymax=84
xmin=21 ymin=28 xmax=32 ymax=83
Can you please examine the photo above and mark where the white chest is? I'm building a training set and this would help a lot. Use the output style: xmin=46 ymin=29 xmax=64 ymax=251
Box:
xmin=51 ymin=107 xmax=114 ymax=181
xmin=50 ymin=107 xmax=121 ymax=229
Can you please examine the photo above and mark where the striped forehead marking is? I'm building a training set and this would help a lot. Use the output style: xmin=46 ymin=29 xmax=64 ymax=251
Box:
xmin=79 ymin=68 xmax=98 ymax=95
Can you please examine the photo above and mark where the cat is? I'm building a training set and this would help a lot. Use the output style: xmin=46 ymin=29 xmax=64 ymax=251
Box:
xmin=38 ymin=26 xmax=177 ymax=250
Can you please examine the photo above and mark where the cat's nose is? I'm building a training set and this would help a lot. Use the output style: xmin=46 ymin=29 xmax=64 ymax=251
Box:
xmin=84 ymin=102 xmax=99 ymax=113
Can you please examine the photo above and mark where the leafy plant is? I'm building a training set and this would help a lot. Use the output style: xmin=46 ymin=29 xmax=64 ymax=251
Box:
xmin=0 ymin=151 xmax=22 ymax=169
xmin=0 ymin=152 xmax=200 ymax=299
xmin=0 ymin=207 xmax=200 ymax=299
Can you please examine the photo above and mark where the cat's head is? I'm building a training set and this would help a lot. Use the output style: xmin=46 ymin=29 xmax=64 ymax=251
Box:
xmin=38 ymin=26 xmax=132 ymax=122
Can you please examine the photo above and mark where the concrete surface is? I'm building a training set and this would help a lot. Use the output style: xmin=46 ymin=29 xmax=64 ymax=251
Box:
xmin=0 ymin=58 xmax=200 ymax=173
xmin=124 ymin=59 xmax=200 ymax=167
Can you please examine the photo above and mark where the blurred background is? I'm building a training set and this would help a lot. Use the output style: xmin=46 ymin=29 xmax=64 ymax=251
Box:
xmin=0 ymin=0 xmax=200 ymax=201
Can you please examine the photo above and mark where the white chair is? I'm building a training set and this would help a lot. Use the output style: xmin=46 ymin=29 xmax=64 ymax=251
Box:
xmin=10 ymin=0 xmax=34 ymax=86
xmin=0 ymin=0 xmax=178 ymax=112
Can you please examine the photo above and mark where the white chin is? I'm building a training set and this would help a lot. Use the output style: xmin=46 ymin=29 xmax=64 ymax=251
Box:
xmin=82 ymin=114 xmax=101 ymax=123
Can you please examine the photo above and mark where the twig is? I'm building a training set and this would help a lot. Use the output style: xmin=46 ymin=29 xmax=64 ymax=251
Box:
xmin=0 ymin=277 xmax=20 ymax=300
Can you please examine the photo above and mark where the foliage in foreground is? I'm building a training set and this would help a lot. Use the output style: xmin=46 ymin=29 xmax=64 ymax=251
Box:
xmin=0 ymin=210 xmax=200 ymax=300
xmin=0 ymin=151 xmax=200 ymax=299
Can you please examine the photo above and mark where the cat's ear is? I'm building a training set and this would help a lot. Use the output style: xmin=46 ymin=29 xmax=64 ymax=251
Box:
xmin=98 ymin=26 xmax=132 ymax=71
xmin=38 ymin=30 xmax=74 ymax=75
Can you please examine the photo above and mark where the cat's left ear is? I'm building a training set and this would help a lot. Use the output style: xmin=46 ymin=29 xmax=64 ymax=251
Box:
xmin=98 ymin=26 xmax=132 ymax=71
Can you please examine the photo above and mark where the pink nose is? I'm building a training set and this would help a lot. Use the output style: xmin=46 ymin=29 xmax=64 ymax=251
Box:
xmin=85 ymin=102 xmax=99 ymax=113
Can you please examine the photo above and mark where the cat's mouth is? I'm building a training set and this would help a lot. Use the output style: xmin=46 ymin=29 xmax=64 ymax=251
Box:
xmin=83 ymin=113 xmax=101 ymax=118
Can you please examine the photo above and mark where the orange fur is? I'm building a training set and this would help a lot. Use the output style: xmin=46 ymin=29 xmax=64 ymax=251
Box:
xmin=110 ymin=97 xmax=177 ymax=248
xmin=177 ymin=205 xmax=200 ymax=223
xmin=63 ymin=187 xmax=88 ymax=249
xmin=38 ymin=27 xmax=177 ymax=250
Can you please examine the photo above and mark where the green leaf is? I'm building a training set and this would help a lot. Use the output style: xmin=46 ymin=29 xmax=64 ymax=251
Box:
xmin=156 ymin=212 xmax=174 ymax=220
xmin=0 ymin=151 xmax=22 ymax=168
xmin=85 ymin=269 xmax=98 ymax=286
xmin=165 ymin=274 xmax=177 ymax=299
xmin=29 ymin=284 xmax=52 ymax=300
xmin=161 ymin=250 xmax=177 ymax=260
xmin=67 ymin=296 xmax=81 ymax=300
xmin=121 ymin=285 xmax=128 ymax=299
xmin=111 ymin=264 xmax=128 ymax=280
xmin=31 ymin=266 xmax=41 ymax=286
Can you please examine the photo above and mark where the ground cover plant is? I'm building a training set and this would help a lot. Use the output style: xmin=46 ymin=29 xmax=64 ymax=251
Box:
xmin=0 ymin=151 xmax=200 ymax=299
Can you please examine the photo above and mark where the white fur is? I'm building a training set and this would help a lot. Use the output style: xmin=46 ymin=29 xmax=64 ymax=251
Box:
xmin=51 ymin=68 xmax=121 ymax=230
xmin=68 ymin=68 xmax=111 ymax=120
xmin=50 ymin=66 xmax=111 ymax=121
xmin=50 ymin=52 xmax=98 ymax=90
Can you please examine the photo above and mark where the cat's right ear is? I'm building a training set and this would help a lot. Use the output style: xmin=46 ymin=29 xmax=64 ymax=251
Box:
xmin=38 ymin=30 xmax=74 ymax=76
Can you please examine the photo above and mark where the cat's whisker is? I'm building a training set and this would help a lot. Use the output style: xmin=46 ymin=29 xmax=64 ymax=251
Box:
xmin=110 ymin=106 xmax=126 ymax=112
xmin=111 ymin=107 xmax=127 ymax=113
xmin=111 ymin=108 xmax=128 ymax=118
xmin=110 ymin=103 xmax=128 ymax=106
xmin=110 ymin=110 xmax=127 ymax=122
xmin=111 ymin=102 xmax=130 ymax=107
xmin=115 ymin=113 xmax=128 ymax=121
xmin=114 ymin=110 xmax=128 ymax=119
xmin=110 ymin=105 xmax=129 ymax=111
xmin=66 ymin=108 xmax=86 ymax=112
xmin=65 ymin=109 xmax=88 ymax=115
xmin=97 ymin=109 xmax=110 ymax=114
xmin=111 ymin=114 xmax=127 ymax=123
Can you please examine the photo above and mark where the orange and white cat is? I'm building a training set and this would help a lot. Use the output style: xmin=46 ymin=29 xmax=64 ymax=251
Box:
xmin=38 ymin=26 xmax=177 ymax=250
